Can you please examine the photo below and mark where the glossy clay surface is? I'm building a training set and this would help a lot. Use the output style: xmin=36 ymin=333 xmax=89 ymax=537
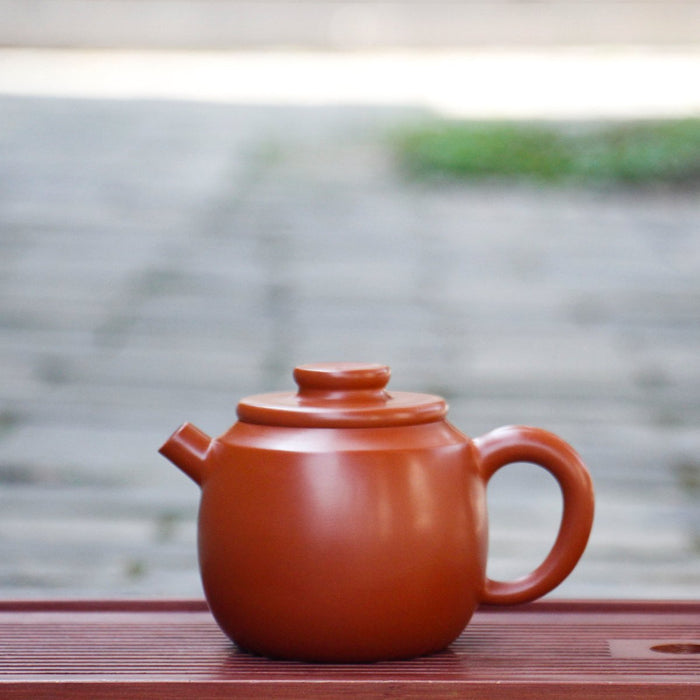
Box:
xmin=160 ymin=363 xmax=594 ymax=662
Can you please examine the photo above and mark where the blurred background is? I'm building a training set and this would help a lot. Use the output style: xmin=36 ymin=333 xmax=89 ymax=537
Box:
xmin=0 ymin=1 xmax=699 ymax=600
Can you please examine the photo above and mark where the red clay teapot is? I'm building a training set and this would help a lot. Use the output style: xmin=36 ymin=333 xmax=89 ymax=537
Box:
xmin=160 ymin=363 xmax=594 ymax=662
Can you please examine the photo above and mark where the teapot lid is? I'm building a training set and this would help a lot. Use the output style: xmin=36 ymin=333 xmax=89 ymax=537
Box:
xmin=236 ymin=363 xmax=447 ymax=428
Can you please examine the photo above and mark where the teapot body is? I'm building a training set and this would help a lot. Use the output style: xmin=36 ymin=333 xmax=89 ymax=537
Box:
xmin=198 ymin=421 xmax=486 ymax=662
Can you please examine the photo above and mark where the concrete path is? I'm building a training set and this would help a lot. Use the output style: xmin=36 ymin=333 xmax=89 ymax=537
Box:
xmin=1 ymin=50 xmax=699 ymax=600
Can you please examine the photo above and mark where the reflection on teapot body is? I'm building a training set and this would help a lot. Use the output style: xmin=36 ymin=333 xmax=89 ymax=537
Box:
xmin=160 ymin=363 xmax=594 ymax=662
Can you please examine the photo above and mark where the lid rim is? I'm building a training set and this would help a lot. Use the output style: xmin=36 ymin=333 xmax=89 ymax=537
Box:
xmin=237 ymin=390 xmax=447 ymax=429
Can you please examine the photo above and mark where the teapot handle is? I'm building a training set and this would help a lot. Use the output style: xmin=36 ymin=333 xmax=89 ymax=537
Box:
xmin=474 ymin=425 xmax=594 ymax=605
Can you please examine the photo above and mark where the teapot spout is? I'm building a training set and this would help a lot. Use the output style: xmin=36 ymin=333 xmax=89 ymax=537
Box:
xmin=159 ymin=422 xmax=212 ymax=486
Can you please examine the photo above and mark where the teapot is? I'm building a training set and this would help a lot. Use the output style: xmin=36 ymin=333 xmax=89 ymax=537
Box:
xmin=160 ymin=363 xmax=594 ymax=662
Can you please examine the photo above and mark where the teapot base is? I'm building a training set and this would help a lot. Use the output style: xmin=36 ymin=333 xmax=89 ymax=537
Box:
xmin=224 ymin=629 xmax=461 ymax=664
xmin=206 ymin=590 xmax=474 ymax=663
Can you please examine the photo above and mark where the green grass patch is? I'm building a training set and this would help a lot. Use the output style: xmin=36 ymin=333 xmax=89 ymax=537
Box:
xmin=393 ymin=119 xmax=700 ymax=186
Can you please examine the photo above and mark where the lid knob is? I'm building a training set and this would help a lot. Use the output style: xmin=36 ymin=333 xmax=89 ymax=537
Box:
xmin=294 ymin=363 xmax=390 ymax=395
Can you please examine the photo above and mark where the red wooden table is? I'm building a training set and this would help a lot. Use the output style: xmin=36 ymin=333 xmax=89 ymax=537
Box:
xmin=0 ymin=599 xmax=698 ymax=698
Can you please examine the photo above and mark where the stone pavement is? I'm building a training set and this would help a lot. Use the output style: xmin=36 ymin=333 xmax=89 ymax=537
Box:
xmin=1 ymin=54 xmax=699 ymax=601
